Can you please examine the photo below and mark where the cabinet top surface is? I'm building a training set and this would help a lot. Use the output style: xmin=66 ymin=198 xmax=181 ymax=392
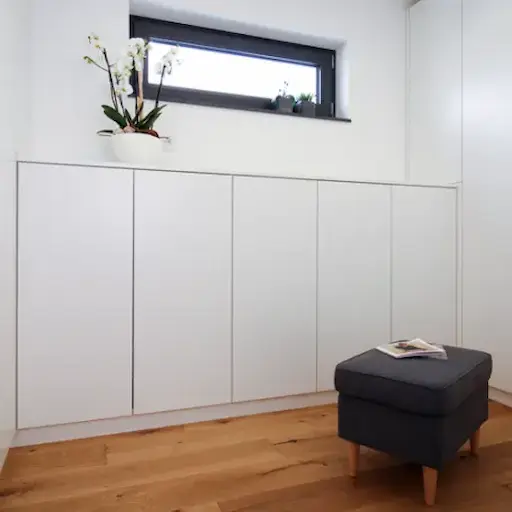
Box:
xmin=18 ymin=159 xmax=458 ymax=190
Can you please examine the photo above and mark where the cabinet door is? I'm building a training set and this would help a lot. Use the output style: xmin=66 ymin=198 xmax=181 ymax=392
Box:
xmin=18 ymin=164 xmax=133 ymax=428
xmin=463 ymin=0 xmax=512 ymax=392
xmin=0 ymin=159 xmax=16 ymax=465
xmin=233 ymin=177 xmax=317 ymax=402
xmin=318 ymin=183 xmax=391 ymax=391
xmin=392 ymin=186 xmax=457 ymax=344
xmin=134 ymin=171 xmax=232 ymax=414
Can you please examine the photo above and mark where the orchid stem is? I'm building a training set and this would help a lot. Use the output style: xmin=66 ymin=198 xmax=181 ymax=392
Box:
xmin=84 ymin=57 xmax=108 ymax=72
xmin=137 ymin=69 xmax=144 ymax=113
xmin=103 ymin=49 xmax=119 ymax=112
xmin=116 ymin=77 xmax=126 ymax=121
xmin=155 ymin=67 xmax=165 ymax=109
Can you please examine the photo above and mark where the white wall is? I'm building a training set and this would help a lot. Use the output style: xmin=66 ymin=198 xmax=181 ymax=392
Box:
xmin=24 ymin=0 xmax=407 ymax=183
xmin=408 ymin=0 xmax=462 ymax=185
xmin=24 ymin=0 xmax=129 ymax=164
xmin=463 ymin=0 xmax=512 ymax=393
xmin=0 ymin=0 xmax=28 ymax=470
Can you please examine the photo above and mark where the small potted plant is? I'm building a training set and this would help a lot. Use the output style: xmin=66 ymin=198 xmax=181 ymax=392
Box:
xmin=294 ymin=93 xmax=316 ymax=117
xmin=273 ymin=81 xmax=295 ymax=113
xmin=83 ymin=34 xmax=180 ymax=164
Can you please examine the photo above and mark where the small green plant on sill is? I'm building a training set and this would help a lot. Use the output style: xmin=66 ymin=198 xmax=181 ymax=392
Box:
xmin=296 ymin=92 xmax=316 ymax=103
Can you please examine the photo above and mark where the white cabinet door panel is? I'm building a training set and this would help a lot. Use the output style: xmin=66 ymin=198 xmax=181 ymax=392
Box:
xmin=233 ymin=177 xmax=317 ymax=402
xmin=318 ymin=183 xmax=391 ymax=391
xmin=392 ymin=186 xmax=456 ymax=345
xmin=18 ymin=164 xmax=133 ymax=428
xmin=463 ymin=0 xmax=512 ymax=392
xmin=134 ymin=171 xmax=232 ymax=414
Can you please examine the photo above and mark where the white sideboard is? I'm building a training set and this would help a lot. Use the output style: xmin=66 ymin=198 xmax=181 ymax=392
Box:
xmin=134 ymin=171 xmax=233 ymax=414
xmin=16 ymin=162 xmax=458 ymax=434
xmin=18 ymin=164 xmax=133 ymax=428
xmin=317 ymin=182 xmax=392 ymax=391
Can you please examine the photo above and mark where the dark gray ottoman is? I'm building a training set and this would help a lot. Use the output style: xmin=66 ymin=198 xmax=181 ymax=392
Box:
xmin=334 ymin=345 xmax=492 ymax=506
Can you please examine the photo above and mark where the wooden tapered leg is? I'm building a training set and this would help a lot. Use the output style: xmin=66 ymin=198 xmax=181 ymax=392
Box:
xmin=422 ymin=466 xmax=438 ymax=506
xmin=348 ymin=442 xmax=360 ymax=478
xmin=470 ymin=428 xmax=481 ymax=456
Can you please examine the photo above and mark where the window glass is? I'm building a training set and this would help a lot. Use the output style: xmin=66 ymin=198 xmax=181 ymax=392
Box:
xmin=148 ymin=41 xmax=318 ymax=101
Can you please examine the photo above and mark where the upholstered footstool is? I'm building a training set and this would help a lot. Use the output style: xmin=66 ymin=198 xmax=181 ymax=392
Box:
xmin=334 ymin=346 xmax=492 ymax=506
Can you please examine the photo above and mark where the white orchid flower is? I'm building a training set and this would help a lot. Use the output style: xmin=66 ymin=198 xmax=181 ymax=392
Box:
xmin=127 ymin=38 xmax=148 ymax=62
xmin=134 ymin=57 xmax=144 ymax=72
xmin=157 ymin=46 xmax=181 ymax=75
xmin=115 ymin=56 xmax=133 ymax=78
xmin=155 ymin=61 xmax=164 ymax=75
xmin=128 ymin=37 xmax=146 ymax=51
xmin=88 ymin=33 xmax=104 ymax=51
xmin=124 ymin=39 xmax=147 ymax=74
xmin=126 ymin=46 xmax=138 ymax=59
xmin=115 ymin=81 xmax=133 ymax=98
xmin=162 ymin=46 xmax=179 ymax=64
xmin=127 ymin=49 xmax=142 ymax=62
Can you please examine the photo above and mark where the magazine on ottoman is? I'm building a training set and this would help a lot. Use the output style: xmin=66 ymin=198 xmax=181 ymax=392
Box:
xmin=376 ymin=339 xmax=448 ymax=359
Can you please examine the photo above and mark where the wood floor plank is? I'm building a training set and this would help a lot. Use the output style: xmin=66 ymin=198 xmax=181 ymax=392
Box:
xmin=181 ymin=504 xmax=223 ymax=512
xmin=1 ymin=401 xmax=511 ymax=511
xmin=221 ymin=447 xmax=512 ymax=512
xmin=0 ymin=440 xmax=287 ymax=509
xmin=1 ymin=439 xmax=107 ymax=479
xmin=489 ymin=400 xmax=512 ymax=418
xmin=480 ymin=414 xmax=512 ymax=447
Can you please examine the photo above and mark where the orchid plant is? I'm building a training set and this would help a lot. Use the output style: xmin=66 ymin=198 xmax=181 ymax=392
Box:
xmin=83 ymin=34 xmax=180 ymax=137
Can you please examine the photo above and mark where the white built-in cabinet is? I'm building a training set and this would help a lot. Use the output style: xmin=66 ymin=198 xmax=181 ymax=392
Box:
xmin=409 ymin=0 xmax=512 ymax=394
xmin=317 ymin=183 xmax=391 ymax=391
xmin=134 ymin=171 xmax=232 ymax=414
xmin=462 ymin=0 xmax=512 ymax=393
xmin=16 ymin=163 xmax=459 ymax=428
xmin=232 ymin=177 xmax=317 ymax=402
xmin=18 ymin=164 xmax=133 ymax=428
xmin=392 ymin=186 xmax=457 ymax=345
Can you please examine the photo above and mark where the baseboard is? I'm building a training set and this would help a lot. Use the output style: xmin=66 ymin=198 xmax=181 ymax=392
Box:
xmin=13 ymin=391 xmax=338 ymax=447
xmin=490 ymin=387 xmax=512 ymax=408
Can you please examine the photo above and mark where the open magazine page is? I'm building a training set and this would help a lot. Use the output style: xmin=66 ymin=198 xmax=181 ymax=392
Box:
xmin=376 ymin=339 xmax=448 ymax=359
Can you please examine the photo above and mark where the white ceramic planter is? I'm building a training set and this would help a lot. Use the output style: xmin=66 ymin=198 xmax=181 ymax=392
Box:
xmin=110 ymin=132 xmax=165 ymax=166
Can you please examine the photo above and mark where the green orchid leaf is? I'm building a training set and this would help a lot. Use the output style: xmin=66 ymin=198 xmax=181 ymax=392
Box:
xmin=139 ymin=113 xmax=162 ymax=131
xmin=102 ymin=104 xmax=127 ymax=128
xmin=138 ymin=105 xmax=165 ymax=124
xmin=137 ymin=105 xmax=166 ymax=130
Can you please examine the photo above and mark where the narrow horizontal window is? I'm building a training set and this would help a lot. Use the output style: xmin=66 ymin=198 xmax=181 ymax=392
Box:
xmin=131 ymin=16 xmax=337 ymax=120
xmin=147 ymin=42 xmax=318 ymax=100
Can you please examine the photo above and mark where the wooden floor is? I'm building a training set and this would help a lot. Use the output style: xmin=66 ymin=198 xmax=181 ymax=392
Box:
xmin=1 ymin=402 xmax=512 ymax=511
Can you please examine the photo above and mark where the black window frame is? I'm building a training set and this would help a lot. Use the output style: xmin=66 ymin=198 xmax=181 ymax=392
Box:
xmin=130 ymin=15 xmax=337 ymax=119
